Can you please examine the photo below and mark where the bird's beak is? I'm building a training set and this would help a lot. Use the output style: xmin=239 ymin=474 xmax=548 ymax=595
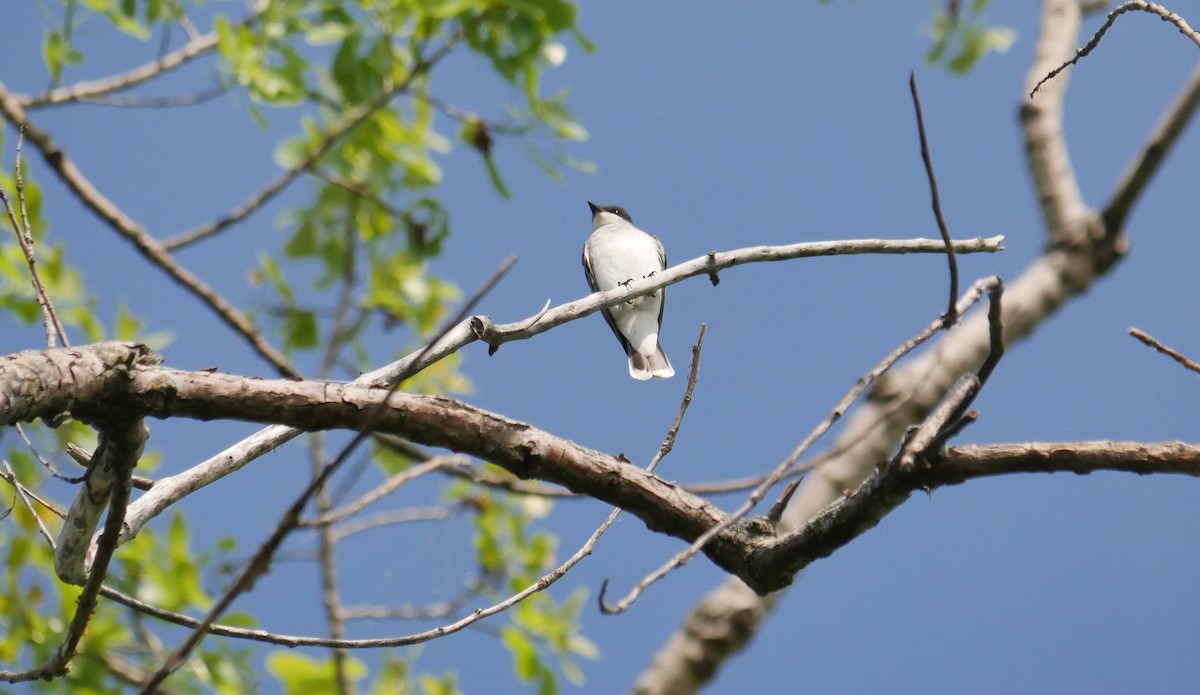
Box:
xmin=587 ymin=201 xmax=601 ymax=216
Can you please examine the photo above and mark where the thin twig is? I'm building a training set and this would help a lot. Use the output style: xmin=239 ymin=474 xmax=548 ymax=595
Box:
xmin=648 ymin=324 xmax=706 ymax=474
xmin=161 ymin=34 xmax=462 ymax=251
xmin=66 ymin=443 xmax=155 ymax=490
xmin=919 ymin=278 xmax=1006 ymax=456
xmin=18 ymin=423 xmax=85 ymax=484
xmin=302 ymin=455 xmax=467 ymax=527
xmin=18 ymin=11 xmax=264 ymax=108
xmin=338 ymin=573 xmax=495 ymax=620
xmin=1129 ymin=327 xmax=1200 ymax=375
xmin=74 ymin=85 xmax=230 ymax=108
xmin=310 ymin=433 xmax=352 ymax=695
xmin=596 ymin=325 xmax=706 ymax=613
xmin=1 ymin=460 xmax=59 ymax=546
xmin=1030 ymin=1 xmax=1200 ymax=98
xmin=909 ymin=72 xmax=959 ymax=325
xmin=1 ymin=129 xmax=67 ymax=346
xmin=327 ymin=505 xmax=463 ymax=543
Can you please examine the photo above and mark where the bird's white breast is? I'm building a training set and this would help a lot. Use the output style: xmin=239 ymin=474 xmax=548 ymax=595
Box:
xmin=584 ymin=223 xmax=664 ymax=292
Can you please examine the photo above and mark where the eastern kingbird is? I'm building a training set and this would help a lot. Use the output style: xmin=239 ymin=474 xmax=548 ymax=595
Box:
xmin=582 ymin=201 xmax=674 ymax=380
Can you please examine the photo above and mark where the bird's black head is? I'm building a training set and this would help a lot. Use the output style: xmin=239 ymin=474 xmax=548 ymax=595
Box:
xmin=587 ymin=201 xmax=633 ymax=224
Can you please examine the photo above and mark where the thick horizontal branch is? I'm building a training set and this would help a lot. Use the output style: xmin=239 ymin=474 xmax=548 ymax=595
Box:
xmin=749 ymin=441 xmax=1200 ymax=585
xmin=0 ymin=344 xmax=764 ymax=584
xmin=0 ymin=343 xmax=161 ymax=424
xmin=5 ymin=345 xmax=1198 ymax=595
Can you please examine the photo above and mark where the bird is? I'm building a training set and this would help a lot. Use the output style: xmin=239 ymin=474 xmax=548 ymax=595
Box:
xmin=582 ymin=201 xmax=674 ymax=380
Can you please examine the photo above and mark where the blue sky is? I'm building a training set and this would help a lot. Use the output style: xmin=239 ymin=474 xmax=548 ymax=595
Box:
xmin=3 ymin=2 xmax=1200 ymax=693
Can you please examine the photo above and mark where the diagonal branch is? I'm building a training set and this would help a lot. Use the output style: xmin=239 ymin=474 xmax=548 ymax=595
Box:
xmin=1 ymin=129 xmax=67 ymax=347
xmin=18 ymin=36 xmax=219 ymax=108
xmin=14 ymin=9 xmax=266 ymax=108
xmin=1103 ymin=63 xmax=1200 ymax=233
xmin=161 ymin=34 xmax=462 ymax=251
xmin=0 ymin=84 xmax=301 ymax=378
xmin=600 ymin=276 xmax=999 ymax=613
xmin=1128 ymin=327 xmax=1200 ymax=374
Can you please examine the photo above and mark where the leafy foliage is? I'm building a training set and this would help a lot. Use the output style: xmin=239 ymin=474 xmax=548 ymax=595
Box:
xmin=3 ymin=0 xmax=593 ymax=691
xmin=925 ymin=0 xmax=1016 ymax=74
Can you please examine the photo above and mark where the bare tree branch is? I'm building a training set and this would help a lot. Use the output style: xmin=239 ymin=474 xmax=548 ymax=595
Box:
xmin=752 ymin=441 xmax=1200 ymax=583
xmin=5 ymin=343 xmax=1197 ymax=662
xmin=137 ymin=253 xmax=514 ymax=690
xmin=422 ymin=235 xmax=1005 ymax=383
xmin=1104 ymin=63 xmax=1200 ymax=233
xmin=1128 ymin=327 xmax=1200 ymax=374
xmin=53 ymin=421 xmax=149 ymax=585
xmin=15 ymin=24 xmax=226 ymax=107
xmin=302 ymin=455 xmax=468 ymax=527
xmin=1030 ymin=1 xmax=1200 ymax=98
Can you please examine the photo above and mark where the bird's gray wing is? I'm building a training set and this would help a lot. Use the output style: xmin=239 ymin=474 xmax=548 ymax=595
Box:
xmin=651 ymin=233 xmax=667 ymax=332
xmin=583 ymin=242 xmax=634 ymax=357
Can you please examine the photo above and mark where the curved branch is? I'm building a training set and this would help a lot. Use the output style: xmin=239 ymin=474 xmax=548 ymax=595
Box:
xmin=1029 ymin=2 xmax=1200 ymax=98
xmin=1021 ymin=0 xmax=1090 ymax=240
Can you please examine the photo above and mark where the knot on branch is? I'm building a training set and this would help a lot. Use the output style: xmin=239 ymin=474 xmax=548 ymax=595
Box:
xmin=0 ymin=342 xmax=160 ymax=428
xmin=469 ymin=316 xmax=501 ymax=355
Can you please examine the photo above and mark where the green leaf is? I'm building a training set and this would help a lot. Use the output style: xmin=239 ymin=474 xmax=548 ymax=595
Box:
xmin=483 ymin=152 xmax=513 ymax=200
xmin=282 ymin=307 xmax=319 ymax=350
xmin=502 ymin=625 xmax=539 ymax=680
xmin=43 ymin=31 xmax=85 ymax=83
xmin=418 ymin=672 xmax=462 ymax=695
xmin=257 ymin=253 xmax=294 ymax=303
xmin=267 ymin=652 xmax=367 ymax=695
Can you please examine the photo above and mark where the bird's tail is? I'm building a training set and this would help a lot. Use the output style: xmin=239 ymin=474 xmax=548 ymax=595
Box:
xmin=628 ymin=341 xmax=674 ymax=380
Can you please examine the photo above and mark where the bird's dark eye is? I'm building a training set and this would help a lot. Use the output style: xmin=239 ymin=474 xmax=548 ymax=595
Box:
xmin=615 ymin=207 xmax=632 ymax=223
